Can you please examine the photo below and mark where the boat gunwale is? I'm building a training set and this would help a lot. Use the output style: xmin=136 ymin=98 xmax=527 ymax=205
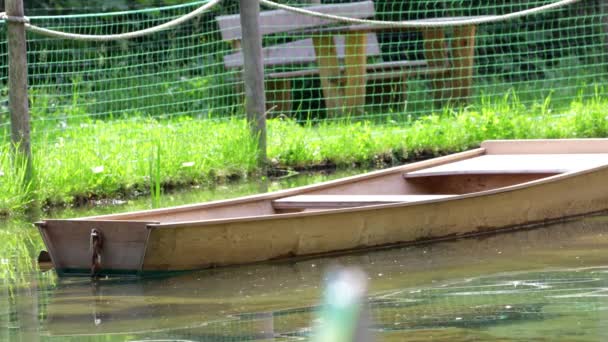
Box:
xmin=148 ymin=163 xmax=608 ymax=229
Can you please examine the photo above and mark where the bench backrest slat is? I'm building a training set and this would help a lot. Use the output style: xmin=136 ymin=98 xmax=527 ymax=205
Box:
xmin=216 ymin=1 xmax=376 ymax=41
xmin=224 ymin=34 xmax=380 ymax=69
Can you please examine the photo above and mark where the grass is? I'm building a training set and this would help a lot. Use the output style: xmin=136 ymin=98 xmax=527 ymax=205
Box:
xmin=0 ymin=145 xmax=35 ymax=216
xmin=0 ymin=87 xmax=606 ymax=215
xmin=269 ymin=87 xmax=608 ymax=166
xmin=28 ymin=117 xmax=260 ymax=207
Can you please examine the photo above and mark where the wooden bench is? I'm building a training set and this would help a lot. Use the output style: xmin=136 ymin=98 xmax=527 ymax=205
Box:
xmin=216 ymin=1 xmax=463 ymax=116
xmin=404 ymin=154 xmax=608 ymax=178
xmin=273 ymin=194 xmax=455 ymax=210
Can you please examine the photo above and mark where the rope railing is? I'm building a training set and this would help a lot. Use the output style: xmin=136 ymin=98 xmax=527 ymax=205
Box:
xmin=0 ymin=0 xmax=584 ymax=41
xmin=259 ymin=0 xmax=583 ymax=28
xmin=1 ymin=0 xmax=222 ymax=41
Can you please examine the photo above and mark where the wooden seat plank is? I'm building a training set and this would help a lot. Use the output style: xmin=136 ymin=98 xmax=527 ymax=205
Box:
xmin=273 ymin=194 xmax=455 ymax=210
xmin=405 ymin=154 xmax=608 ymax=178
xmin=224 ymin=34 xmax=382 ymax=69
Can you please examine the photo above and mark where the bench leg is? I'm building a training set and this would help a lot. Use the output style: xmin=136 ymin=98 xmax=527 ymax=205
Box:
xmin=313 ymin=35 xmax=345 ymax=118
xmin=450 ymin=25 xmax=476 ymax=105
xmin=422 ymin=28 xmax=450 ymax=107
xmin=344 ymin=32 xmax=368 ymax=116
xmin=265 ymin=79 xmax=292 ymax=117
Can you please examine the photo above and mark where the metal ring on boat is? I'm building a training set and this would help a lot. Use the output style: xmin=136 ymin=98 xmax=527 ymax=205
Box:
xmin=90 ymin=229 xmax=103 ymax=277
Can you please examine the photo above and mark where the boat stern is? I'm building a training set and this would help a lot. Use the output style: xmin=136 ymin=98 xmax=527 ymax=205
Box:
xmin=36 ymin=219 xmax=158 ymax=276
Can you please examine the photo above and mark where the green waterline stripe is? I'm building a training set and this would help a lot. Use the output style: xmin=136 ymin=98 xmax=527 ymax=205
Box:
xmin=27 ymin=0 xmax=211 ymax=20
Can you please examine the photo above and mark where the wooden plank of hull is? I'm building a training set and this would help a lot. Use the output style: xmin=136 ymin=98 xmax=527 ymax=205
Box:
xmin=142 ymin=166 xmax=608 ymax=272
xmin=37 ymin=220 xmax=157 ymax=275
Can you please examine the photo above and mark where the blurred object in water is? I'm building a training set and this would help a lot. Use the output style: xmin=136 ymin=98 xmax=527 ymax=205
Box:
xmin=313 ymin=266 xmax=374 ymax=342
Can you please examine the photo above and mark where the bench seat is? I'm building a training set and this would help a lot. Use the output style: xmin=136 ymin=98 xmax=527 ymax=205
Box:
xmin=404 ymin=154 xmax=608 ymax=178
xmin=273 ymin=194 xmax=455 ymax=210
xmin=216 ymin=1 xmax=471 ymax=114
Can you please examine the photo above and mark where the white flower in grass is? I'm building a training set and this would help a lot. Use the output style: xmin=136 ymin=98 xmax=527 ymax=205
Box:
xmin=54 ymin=137 xmax=65 ymax=148
xmin=181 ymin=162 xmax=195 ymax=168
xmin=91 ymin=166 xmax=104 ymax=174
xmin=0 ymin=170 xmax=4 ymax=177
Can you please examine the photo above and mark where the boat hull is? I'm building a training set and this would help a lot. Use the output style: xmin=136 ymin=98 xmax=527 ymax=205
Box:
xmin=140 ymin=166 xmax=608 ymax=272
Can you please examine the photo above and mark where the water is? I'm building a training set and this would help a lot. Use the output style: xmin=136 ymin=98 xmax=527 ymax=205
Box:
xmin=2 ymin=171 xmax=608 ymax=341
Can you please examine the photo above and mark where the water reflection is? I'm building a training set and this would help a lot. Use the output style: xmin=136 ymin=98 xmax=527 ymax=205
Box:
xmin=2 ymin=215 xmax=605 ymax=341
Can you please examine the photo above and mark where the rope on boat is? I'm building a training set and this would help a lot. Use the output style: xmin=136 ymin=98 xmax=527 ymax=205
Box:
xmin=259 ymin=0 xmax=583 ymax=28
xmin=90 ymin=229 xmax=103 ymax=278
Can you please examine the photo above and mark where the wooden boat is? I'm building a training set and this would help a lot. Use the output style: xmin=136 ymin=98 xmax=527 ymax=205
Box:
xmin=36 ymin=139 xmax=608 ymax=276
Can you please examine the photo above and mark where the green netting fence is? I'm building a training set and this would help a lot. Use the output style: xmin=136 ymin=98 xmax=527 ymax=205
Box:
xmin=0 ymin=0 xmax=606 ymax=205
xmin=1 ymin=0 xmax=605 ymax=123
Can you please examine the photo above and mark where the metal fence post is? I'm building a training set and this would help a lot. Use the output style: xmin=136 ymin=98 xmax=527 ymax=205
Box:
xmin=239 ymin=0 xmax=267 ymax=168
xmin=6 ymin=0 xmax=33 ymax=185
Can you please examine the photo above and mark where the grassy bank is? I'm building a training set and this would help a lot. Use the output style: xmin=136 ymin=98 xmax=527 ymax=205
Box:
xmin=1 ymin=90 xmax=607 ymax=215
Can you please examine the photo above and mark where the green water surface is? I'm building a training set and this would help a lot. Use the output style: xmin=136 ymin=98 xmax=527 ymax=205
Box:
xmin=1 ymin=171 xmax=608 ymax=341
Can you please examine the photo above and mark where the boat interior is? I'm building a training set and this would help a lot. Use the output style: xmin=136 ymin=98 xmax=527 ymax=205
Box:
xmin=89 ymin=143 xmax=608 ymax=224
xmin=273 ymin=153 xmax=608 ymax=212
